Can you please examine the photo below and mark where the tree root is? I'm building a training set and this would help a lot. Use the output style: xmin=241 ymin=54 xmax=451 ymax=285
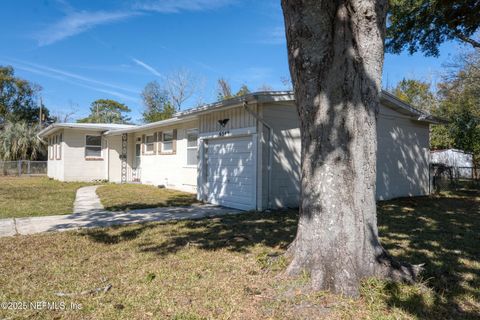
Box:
xmin=283 ymin=247 xmax=425 ymax=295
xmin=376 ymin=250 xmax=425 ymax=283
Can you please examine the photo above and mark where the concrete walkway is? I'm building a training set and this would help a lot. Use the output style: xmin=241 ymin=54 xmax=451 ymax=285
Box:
xmin=0 ymin=186 xmax=240 ymax=237
xmin=73 ymin=185 xmax=104 ymax=213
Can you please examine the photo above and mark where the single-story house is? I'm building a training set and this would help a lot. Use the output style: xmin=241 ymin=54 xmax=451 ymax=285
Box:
xmin=38 ymin=91 xmax=441 ymax=211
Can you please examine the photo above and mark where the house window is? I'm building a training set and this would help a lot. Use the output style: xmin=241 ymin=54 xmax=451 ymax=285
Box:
xmin=145 ymin=134 xmax=155 ymax=153
xmin=162 ymin=131 xmax=173 ymax=153
xmin=186 ymin=129 xmax=198 ymax=166
xmin=56 ymin=134 xmax=62 ymax=160
xmin=85 ymin=135 xmax=102 ymax=158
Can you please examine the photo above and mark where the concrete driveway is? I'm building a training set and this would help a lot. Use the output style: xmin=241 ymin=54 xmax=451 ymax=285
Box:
xmin=0 ymin=186 xmax=241 ymax=237
xmin=0 ymin=205 xmax=240 ymax=237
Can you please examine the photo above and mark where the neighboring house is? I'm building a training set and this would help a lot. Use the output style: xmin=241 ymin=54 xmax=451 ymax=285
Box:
xmin=431 ymin=149 xmax=474 ymax=179
xmin=38 ymin=91 xmax=441 ymax=211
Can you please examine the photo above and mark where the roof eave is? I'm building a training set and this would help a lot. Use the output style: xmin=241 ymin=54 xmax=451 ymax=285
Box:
xmin=37 ymin=123 xmax=133 ymax=138
xmin=380 ymin=91 xmax=446 ymax=124
xmin=104 ymin=115 xmax=197 ymax=135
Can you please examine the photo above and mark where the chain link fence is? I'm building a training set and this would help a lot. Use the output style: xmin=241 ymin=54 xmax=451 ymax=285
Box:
xmin=0 ymin=160 xmax=47 ymax=176
xmin=430 ymin=163 xmax=479 ymax=193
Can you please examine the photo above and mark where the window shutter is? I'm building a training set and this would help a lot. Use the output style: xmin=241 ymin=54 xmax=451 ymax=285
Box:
xmin=141 ymin=134 xmax=146 ymax=155
xmin=153 ymin=132 xmax=157 ymax=154
xmin=172 ymin=129 xmax=177 ymax=154
xmin=158 ymin=131 xmax=163 ymax=154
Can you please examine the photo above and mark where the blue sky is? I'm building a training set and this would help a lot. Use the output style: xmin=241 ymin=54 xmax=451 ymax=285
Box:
xmin=0 ymin=0 xmax=465 ymax=123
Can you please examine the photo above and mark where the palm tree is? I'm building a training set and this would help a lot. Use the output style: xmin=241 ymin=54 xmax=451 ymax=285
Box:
xmin=0 ymin=121 xmax=46 ymax=161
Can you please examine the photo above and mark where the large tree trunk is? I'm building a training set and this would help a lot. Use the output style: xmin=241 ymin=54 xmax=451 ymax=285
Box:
xmin=281 ymin=0 xmax=421 ymax=296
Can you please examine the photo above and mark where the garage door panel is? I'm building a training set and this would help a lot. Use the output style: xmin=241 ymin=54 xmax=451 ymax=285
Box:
xmin=208 ymin=194 xmax=252 ymax=208
xmin=207 ymin=158 xmax=254 ymax=167
xmin=207 ymin=168 xmax=254 ymax=179
xmin=206 ymin=136 xmax=255 ymax=210
xmin=208 ymin=143 xmax=252 ymax=154
xmin=208 ymin=152 xmax=253 ymax=163
xmin=207 ymin=176 xmax=254 ymax=185
xmin=207 ymin=183 xmax=254 ymax=195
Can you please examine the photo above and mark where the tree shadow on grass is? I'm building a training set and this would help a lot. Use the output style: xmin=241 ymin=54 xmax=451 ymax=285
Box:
xmin=102 ymin=193 xmax=199 ymax=212
xmin=137 ymin=211 xmax=298 ymax=255
xmin=377 ymin=187 xmax=480 ymax=319
xmin=79 ymin=210 xmax=298 ymax=253
xmin=78 ymin=188 xmax=480 ymax=319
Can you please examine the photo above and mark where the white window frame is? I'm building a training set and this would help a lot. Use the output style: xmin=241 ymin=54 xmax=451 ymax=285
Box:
xmin=85 ymin=135 xmax=103 ymax=159
xmin=161 ymin=130 xmax=174 ymax=153
xmin=186 ymin=129 xmax=198 ymax=167
xmin=48 ymin=137 xmax=54 ymax=160
xmin=53 ymin=135 xmax=57 ymax=160
xmin=145 ymin=134 xmax=155 ymax=154
xmin=56 ymin=133 xmax=62 ymax=160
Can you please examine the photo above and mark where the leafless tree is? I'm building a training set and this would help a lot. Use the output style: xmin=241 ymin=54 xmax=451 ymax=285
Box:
xmin=54 ymin=101 xmax=78 ymax=123
xmin=165 ymin=68 xmax=197 ymax=111
xmin=257 ymin=84 xmax=273 ymax=92
xmin=280 ymin=76 xmax=293 ymax=90
xmin=216 ymin=77 xmax=233 ymax=100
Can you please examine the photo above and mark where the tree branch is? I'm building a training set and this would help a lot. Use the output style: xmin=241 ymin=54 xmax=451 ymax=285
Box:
xmin=454 ymin=32 xmax=480 ymax=49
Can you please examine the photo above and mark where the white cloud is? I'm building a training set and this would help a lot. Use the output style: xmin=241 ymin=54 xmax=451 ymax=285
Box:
xmin=36 ymin=10 xmax=138 ymax=46
xmin=133 ymin=0 xmax=236 ymax=13
xmin=6 ymin=59 xmax=140 ymax=103
xmin=131 ymin=58 xmax=164 ymax=78
xmin=35 ymin=0 xmax=235 ymax=46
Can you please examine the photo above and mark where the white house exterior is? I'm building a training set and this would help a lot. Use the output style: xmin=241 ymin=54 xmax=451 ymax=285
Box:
xmin=38 ymin=91 xmax=441 ymax=211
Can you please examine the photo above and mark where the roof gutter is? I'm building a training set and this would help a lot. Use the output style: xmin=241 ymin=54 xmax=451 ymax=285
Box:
xmin=380 ymin=91 xmax=446 ymax=124
xmin=104 ymin=115 xmax=197 ymax=135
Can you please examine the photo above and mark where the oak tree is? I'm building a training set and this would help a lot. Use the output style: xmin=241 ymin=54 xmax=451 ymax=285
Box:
xmin=141 ymin=81 xmax=175 ymax=123
xmin=77 ymin=99 xmax=131 ymax=124
xmin=281 ymin=0 xmax=420 ymax=296
xmin=387 ymin=0 xmax=480 ymax=56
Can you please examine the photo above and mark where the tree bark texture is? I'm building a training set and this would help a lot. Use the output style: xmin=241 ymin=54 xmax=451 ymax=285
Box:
xmin=281 ymin=0 xmax=420 ymax=296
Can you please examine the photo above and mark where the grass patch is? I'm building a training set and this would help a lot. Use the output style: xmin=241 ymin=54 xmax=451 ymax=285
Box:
xmin=0 ymin=187 xmax=479 ymax=319
xmin=96 ymin=184 xmax=198 ymax=211
xmin=0 ymin=176 xmax=92 ymax=218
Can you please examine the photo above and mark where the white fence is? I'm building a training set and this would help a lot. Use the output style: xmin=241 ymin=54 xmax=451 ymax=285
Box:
xmin=0 ymin=160 xmax=47 ymax=176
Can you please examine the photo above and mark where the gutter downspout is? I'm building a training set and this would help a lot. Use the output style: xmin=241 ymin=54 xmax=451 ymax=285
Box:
xmin=243 ymin=101 xmax=273 ymax=210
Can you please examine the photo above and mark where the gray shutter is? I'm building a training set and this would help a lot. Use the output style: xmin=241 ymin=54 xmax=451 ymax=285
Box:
xmin=158 ymin=131 xmax=163 ymax=154
xmin=172 ymin=129 xmax=177 ymax=154
xmin=153 ymin=132 xmax=158 ymax=154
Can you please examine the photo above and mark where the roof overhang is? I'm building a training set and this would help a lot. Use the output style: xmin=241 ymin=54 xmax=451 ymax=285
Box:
xmin=39 ymin=90 xmax=443 ymax=140
xmin=104 ymin=116 xmax=197 ymax=135
xmin=177 ymin=91 xmax=295 ymax=117
xmin=105 ymin=91 xmax=296 ymax=135
xmin=37 ymin=123 xmax=137 ymax=139
xmin=380 ymin=91 xmax=446 ymax=124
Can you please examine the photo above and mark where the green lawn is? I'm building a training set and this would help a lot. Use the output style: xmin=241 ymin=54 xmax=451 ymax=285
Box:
xmin=0 ymin=177 xmax=92 ymax=219
xmin=96 ymin=184 xmax=198 ymax=211
xmin=0 ymin=187 xmax=479 ymax=319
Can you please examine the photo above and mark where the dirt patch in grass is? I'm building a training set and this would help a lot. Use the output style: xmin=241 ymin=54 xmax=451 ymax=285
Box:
xmin=96 ymin=184 xmax=198 ymax=211
xmin=0 ymin=187 xmax=479 ymax=319
xmin=0 ymin=176 xmax=92 ymax=218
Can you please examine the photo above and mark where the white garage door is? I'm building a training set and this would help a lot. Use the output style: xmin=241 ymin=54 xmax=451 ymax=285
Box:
xmin=206 ymin=136 xmax=255 ymax=210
